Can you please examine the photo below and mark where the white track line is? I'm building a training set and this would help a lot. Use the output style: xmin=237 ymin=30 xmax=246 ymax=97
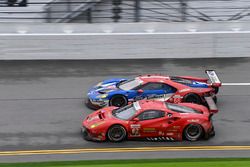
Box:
xmin=1 ymin=31 xmax=250 ymax=36
xmin=223 ymin=83 xmax=250 ymax=86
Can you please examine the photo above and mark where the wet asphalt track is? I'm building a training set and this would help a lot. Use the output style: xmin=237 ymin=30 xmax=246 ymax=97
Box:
xmin=0 ymin=58 xmax=250 ymax=162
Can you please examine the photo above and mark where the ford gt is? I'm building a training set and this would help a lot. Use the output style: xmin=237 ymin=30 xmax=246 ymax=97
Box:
xmin=86 ymin=70 xmax=221 ymax=110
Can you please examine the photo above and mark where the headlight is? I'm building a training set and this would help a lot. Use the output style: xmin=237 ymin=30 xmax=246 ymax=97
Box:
xmin=90 ymin=124 xmax=97 ymax=129
xmin=96 ymin=82 xmax=103 ymax=87
xmin=90 ymin=122 xmax=105 ymax=129
xmin=97 ymin=94 xmax=108 ymax=99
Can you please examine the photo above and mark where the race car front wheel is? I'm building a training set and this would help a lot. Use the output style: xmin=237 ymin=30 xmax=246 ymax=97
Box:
xmin=184 ymin=124 xmax=203 ymax=141
xmin=109 ymin=95 xmax=128 ymax=107
xmin=183 ymin=93 xmax=201 ymax=104
xmin=107 ymin=125 xmax=127 ymax=142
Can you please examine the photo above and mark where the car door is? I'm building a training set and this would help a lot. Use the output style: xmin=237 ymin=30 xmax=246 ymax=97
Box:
xmin=134 ymin=82 xmax=176 ymax=101
xmin=128 ymin=110 xmax=166 ymax=138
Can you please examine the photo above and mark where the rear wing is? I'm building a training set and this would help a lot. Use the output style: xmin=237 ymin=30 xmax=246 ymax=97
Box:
xmin=205 ymin=70 xmax=222 ymax=87
xmin=204 ymin=96 xmax=218 ymax=113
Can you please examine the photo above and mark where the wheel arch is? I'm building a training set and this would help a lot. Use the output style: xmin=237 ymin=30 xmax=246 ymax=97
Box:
xmin=109 ymin=94 xmax=128 ymax=106
xmin=182 ymin=92 xmax=202 ymax=104
xmin=106 ymin=123 xmax=128 ymax=140
xmin=182 ymin=122 xmax=206 ymax=141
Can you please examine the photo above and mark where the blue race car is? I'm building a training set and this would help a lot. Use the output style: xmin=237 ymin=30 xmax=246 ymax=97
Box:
xmin=85 ymin=71 xmax=221 ymax=110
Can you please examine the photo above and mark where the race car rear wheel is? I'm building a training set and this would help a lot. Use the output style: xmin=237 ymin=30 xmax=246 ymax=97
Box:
xmin=184 ymin=124 xmax=203 ymax=141
xmin=107 ymin=125 xmax=127 ymax=142
xmin=183 ymin=93 xmax=201 ymax=104
xmin=109 ymin=95 xmax=128 ymax=107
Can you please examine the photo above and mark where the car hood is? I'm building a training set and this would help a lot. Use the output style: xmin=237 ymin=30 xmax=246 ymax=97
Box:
xmin=83 ymin=106 xmax=117 ymax=126
xmin=89 ymin=78 xmax=127 ymax=95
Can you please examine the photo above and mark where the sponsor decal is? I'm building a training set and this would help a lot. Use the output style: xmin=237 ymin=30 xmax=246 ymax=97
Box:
xmin=130 ymin=124 xmax=141 ymax=136
xmin=173 ymin=95 xmax=182 ymax=98
xmin=187 ymin=119 xmax=199 ymax=122
xmin=134 ymin=94 xmax=173 ymax=101
xmin=130 ymin=124 xmax=141 ymax=128
xmin=143 ymin=128 xmax=156 ymax=133
xmin=147 ymin=94 xmax=170 ymax=100
xmin=172 ymin=95 xmax=183 ymax=103
xmin=173 ymin=126 xmax=181 ymax=129
xmin=166 ymin=129 xmax=178 ymax=132
xmin=166 ymin=132 xmax=174 ymax=136
xmin=179 ymin=88 xmax=191 ymax=93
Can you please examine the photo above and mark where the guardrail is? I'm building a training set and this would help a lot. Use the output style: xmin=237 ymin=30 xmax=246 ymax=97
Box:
xmin=0 ymin=22 xmax=249 ymax=60
xmin=1 ymin=0 xmax=250 ymax=23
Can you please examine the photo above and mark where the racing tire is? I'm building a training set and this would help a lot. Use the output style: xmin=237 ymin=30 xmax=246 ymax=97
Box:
xmin=183 ymin=124 xmax=203 ymax=141
xmin=183 ymin=93 xmax=201 ymax=104
xmin=107 ymin=125 xmax=127 ymax=142
xmin=109 ymin=95 xmax=128 ymax=107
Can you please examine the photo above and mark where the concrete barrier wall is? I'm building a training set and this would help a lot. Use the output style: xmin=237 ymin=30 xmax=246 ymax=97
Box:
xmin=0 ymin=22 xmax=250 ymax=60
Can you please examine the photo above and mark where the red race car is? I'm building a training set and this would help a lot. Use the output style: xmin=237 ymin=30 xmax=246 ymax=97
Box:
xmin=81 ymin=97 xmax=217 ymax=142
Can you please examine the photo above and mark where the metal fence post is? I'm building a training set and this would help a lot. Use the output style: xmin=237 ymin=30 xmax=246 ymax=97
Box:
xmin=87 ymin=8 xmax=92 ymax=23
xmin=67 ymin=0 xmax=71 ymax=12
xmin=135 ymin=0 xmax=140 ymax=22
xmin=180 ymin=0 xmax=187 ymax=21
xmin=44 ymin=5 xmax=51 ymax=23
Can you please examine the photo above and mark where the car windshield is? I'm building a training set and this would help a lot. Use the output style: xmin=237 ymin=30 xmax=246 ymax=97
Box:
xmin=112 ymin=104 xmax=137 ymax=120
xmin=118 ymin=78 xmax=143 ymax=90
xmin=166 ymin=103 xmax=202 ymax=114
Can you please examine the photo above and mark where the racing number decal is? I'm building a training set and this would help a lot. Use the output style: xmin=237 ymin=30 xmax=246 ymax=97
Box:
xmin=131 ymin=128 xmax=140 ymax=136
xmin=173 ymin=95 xmax=182 ymax=103
xmin=130 ymin=124 xmax=141 ymax=137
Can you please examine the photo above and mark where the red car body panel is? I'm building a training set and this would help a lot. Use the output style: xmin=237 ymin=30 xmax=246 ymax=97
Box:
xmin=82 ymin=100 xmax=214 ymax=142
xmin=178 ymin=76 xmax=209 ymax=83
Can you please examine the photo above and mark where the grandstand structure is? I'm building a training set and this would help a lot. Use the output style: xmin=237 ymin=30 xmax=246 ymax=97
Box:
xmin=0 ymin=0 xmax=250 ymax=23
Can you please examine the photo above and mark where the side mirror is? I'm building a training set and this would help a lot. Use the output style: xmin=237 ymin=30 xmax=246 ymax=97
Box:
xmin=137 ymin=89 xmax=144 ymax=93
xmin=132 ymin=118 xmax=139 ymax=122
